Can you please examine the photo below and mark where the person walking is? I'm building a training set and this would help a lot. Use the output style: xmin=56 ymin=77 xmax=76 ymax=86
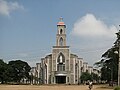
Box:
xmin=88 ymin=81 xmax=93 ymax=90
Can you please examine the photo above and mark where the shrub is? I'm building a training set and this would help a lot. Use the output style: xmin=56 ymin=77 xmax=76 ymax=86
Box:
xmin=114 ymin=86 xmax=120 ymax=90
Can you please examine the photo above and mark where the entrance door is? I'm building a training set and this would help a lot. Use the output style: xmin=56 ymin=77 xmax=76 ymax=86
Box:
xmin=56 ymin=76 xmax=66 ymax=84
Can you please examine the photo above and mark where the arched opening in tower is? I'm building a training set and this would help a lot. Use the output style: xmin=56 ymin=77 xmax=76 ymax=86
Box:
xmin=59 ymin=37 xmax=63 ymax=46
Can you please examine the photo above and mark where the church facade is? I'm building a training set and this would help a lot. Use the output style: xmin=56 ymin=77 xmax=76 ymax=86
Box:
xmin=37 ymin=18 xmax=84 ymax=84
xmin=30 ymin=18 xmax=99 ymax=84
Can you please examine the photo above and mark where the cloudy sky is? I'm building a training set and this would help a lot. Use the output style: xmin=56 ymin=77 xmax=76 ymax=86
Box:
xmin=0 ymin=0 xmax=120 ymax=67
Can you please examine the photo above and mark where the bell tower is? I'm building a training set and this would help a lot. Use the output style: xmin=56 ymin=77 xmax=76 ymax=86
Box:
xmin=52 ymin=17 xmax=70 ymax=84
xmin=56 ymin=17 xmax=66 ymax=46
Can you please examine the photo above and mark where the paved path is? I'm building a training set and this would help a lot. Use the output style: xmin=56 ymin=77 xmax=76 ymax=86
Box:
xmin=0 ymin=85 xmax=113 ymax=90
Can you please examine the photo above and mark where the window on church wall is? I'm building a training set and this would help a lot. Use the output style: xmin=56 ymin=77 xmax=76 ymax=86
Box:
xmin=80 ymin=61 xmax=82 ymax=66
xmin=45 ymin=64 xmax=47 ymax=82
xmin=59 ymin=37 xmax=63 ymax=46
xmin=66 ymin=60 xmax=69 ymax=70
xmin=70 ymin=64 xmax=73 ymax=72
xmin=63 ymin=64 xmax=65 ymax=71
xmin=57 ymin=53 xmax=65 ymax=63
xmin=60 ymin=29 xmax=63 ymax=34
xmin=75 ymin=64 xmax=77 ymax=75
xmin=67 ymin=77 xmax=69 ymax=82
xmin=57 ymin=64 xmax=65 ymax=71
xmin=53 ymin=77 xmax=54 ymax=82
xmin=57 ymin=53 xmax=65 ymax=71
xmin=60 ymin=64 xmax=62 ymax=71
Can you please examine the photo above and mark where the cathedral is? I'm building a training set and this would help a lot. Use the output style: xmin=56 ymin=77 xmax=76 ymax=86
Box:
xmin=30 ymin=18 xmax=98 ymax=84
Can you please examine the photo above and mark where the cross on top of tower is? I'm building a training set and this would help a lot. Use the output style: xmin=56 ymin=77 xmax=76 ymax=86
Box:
xmin=57 ymin=17 xmax=65 ymax=26
xmin=60 ymin=17 xmax=63 ymax=22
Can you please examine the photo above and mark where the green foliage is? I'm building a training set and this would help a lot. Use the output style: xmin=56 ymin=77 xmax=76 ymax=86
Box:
xmin=95 ymin=31 xmax=119 ymax=82
xmin=0 ymin=59 xmax=31 ymax=84
xmin=101 ymin=47 xmax=118 ymax=82
xmin=8 ymin=60 xmax=31 ymax=82
xmin=80 ymin=72 xmax=92 ymax=81
xmin=114 ymin=86 xmax=120 ymax=90
xmin=80 ymin=72 xmax=99 ymax=83
xmin=91 ymin=73 xmax=99 ymax=81
xmin=0 ymin=59 xmax=8 ymax=83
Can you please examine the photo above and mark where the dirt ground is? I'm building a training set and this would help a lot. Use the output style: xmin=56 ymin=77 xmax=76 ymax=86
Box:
xmin=0 ymin=85 xmax=113 ymax=90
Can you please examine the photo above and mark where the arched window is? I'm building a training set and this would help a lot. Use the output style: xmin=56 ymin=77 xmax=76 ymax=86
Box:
xmin=45 ymin=64 xmax=47 ymax=83
xmin=59 ymin=37 xmax=63 ymax=46
xmin=57 ymin=53 xmax=65 ymax=63
xmin=60 ymin=29 xmax=63 ymax=34
xmin=57 ymin=53 xmax=65 ymax=71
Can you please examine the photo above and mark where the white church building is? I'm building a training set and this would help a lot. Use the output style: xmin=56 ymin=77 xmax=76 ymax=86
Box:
xmin=30 ymin=18 xmax=98 ymax=84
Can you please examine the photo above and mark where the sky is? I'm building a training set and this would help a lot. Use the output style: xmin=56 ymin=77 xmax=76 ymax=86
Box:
xmin=0 ymin=0 xmax=120 ymax=67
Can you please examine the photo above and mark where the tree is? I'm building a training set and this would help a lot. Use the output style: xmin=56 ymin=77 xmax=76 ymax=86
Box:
xmin=80 ymin=72 xmax=100 ymax=84
xmin=80 ymin=72 xmax=91 ymax=83
xmin=91 ymin=73 xmax=99 ymax=82
xmin=0 ymin=59 xmax=8 ymax=83
xmin=95 ymin=47 xmax=118 ymax=82
xmin=94 ymin=29 xmax=119 ymax=82
xmin=8 ymin=60 xmax=31 ymax=83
